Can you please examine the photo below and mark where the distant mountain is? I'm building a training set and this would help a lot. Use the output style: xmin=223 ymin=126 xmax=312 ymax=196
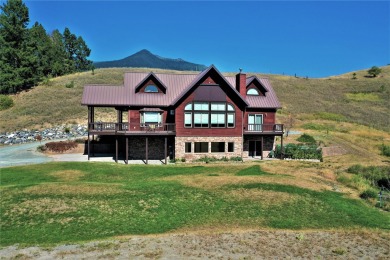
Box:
xmin=94 ymin=49 xmax=208 ymax=71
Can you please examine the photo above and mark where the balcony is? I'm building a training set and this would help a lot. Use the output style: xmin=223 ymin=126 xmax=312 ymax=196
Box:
xmin=244 ymin=124 xmax=284 ymax=135
xmin=88 ymin=123 xmax=176 ymax=136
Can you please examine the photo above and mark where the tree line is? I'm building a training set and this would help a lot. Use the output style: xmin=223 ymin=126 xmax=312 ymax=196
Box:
xmin=0 ymin=0 xmax=92 ymax=94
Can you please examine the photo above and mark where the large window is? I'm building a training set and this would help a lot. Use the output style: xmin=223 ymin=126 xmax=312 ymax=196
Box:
xmin=184 ymin=102 xmax=235 ymax=128
xmin=211 ymin=142 xmax=225 ymax=153
xmin=194 ymin=142 xmax=208 ymax=153
xmin=141 ymin=112 xmax=161 ymax=126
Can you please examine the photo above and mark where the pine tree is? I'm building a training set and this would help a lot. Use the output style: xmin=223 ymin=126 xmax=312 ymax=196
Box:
xmin=49 ymin=29 xmax=67 ymax=77
xmin=28 ymin=22 xmax=52 ymax=77
xmin=0 ymin=0 xmax=30 ymax=93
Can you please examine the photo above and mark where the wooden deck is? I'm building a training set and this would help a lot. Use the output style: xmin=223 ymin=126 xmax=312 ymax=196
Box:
xmin=88 ymin=122 xmax=284 ymax=136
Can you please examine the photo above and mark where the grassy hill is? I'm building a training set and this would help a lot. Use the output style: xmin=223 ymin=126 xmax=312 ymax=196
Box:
xmin=1 ymin=65 xmax=389 ymax=167
xmin=1 ymin=65 xmax=389 ymax=133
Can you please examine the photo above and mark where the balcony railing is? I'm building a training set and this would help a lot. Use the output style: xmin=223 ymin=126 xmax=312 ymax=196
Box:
xmin=88 ymin=123 xmax=175 ymax=133
xmin=244 ymin=124 xmax=284 ymax=133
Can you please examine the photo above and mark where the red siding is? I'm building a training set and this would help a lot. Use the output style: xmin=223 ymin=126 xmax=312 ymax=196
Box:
xmin=175 ymin=86 xmax=243 ymax=137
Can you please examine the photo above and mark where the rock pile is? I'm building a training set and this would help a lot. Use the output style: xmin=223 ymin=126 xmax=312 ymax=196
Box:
xmin=0 ymin=125 xmax=87 ymax=145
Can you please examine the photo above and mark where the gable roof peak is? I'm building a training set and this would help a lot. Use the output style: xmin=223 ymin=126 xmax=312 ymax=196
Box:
xmin=134 ymin=71 xmax=167 ymax=93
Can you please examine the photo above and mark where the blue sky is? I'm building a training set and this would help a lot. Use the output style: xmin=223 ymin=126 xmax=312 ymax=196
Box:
xmin=12 ymin=1 xmax=390 ymax=77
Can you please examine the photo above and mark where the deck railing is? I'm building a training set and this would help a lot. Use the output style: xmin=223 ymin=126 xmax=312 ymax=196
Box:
xmin=88 ymin=123 xmax=175 ymax=133
xmin=244 ymin=124 xmax=283 ymax=133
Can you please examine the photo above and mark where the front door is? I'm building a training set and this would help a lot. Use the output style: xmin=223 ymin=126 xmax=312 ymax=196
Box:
xmin=249 ymin=140 xmax=262 ymax=157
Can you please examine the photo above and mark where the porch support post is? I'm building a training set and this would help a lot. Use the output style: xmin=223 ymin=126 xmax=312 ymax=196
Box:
xmin=92 ymin=134 xmax=95 ymax=156
xmin=125 ymin=137 xmax=128 ymax=164
xmin=115 ymin=136 xmax=118 ymax=163
xmin=164 ymin=137 xmax=167 ymax=165
xmin=145 ymin=137 xmax=148 ymax=164
xmin=280 ymin=135 xmax=284 ymax=160
xmin=87 ymin=133 xmax=90 ymax=160
xmin=261 ymin=136 xmax=264 ymax=160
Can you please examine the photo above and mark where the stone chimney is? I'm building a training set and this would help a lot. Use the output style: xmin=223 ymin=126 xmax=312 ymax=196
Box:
xmin=236 ymin=70 xmax=246 ymax=98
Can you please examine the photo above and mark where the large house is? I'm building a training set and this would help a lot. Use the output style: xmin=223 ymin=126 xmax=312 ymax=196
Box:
xmin=81 ymin=65 xmax=284 ymax=163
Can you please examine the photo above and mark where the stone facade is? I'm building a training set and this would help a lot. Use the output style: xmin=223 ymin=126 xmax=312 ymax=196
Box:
xmin=175 ymin=136 xmax=243 ymax=161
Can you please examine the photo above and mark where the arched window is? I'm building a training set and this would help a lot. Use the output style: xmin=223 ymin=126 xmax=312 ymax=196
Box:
xmin=247 ymin=88 xmax=259 ymax=95
xmin=185 ymin=103 xmax=192 ymax=110
xmin=145 ymin=85 xmax=159 ymax=93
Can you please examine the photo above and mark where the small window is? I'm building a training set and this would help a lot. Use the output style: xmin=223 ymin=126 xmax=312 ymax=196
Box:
xmin=194 ymin=142 xmax=208 ymax=153
xmin=211 ymin=142 xmax=225 ymax=153
xmin=194 ymin=102 xmax=209 ymax=110
xmin=184 ymin=103 xmax=192 ymax=110
xmin=227 ymin=104 xmax=235 ymax=111
xmin=247 ymin=88 xmax=259 ymax=95
xmin=227 ymin=113 xmax=235 ymax=128
xmin=211 ymin=103 xmax=225 ymax=111
xmin=194 ymin=112 xmax=209 ymax=128
xmin=184 ymin=112 xmax=192 ymax=128
xmin=185 ymin=142 xmax=191 ymax=153
xmin=211 ymin=113 xmax=225 ymax=128
xmin=228 ymin=142 xmax=234 ymax=152
xmin=145 ymin=85 xmax=159 ymax=93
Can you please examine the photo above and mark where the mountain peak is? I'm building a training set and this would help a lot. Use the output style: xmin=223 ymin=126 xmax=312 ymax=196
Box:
xmin=94 ymin=50 xmax=207 ymax=71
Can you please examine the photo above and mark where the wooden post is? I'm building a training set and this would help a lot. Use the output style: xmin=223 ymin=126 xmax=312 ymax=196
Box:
xmin=281 ymin=135 xmax=284 ymax=160
xmin=261 ymin=136 xmax=264 ymax=160
xmin=115 ymin=136 xmax=118 ymax=163
xmin=92 ymin=134 xmax=95 ymax=156
xmin=165 ymin=137 xmax=167 ymax=165
xmin=125 ymin=137 xmax=128 ymax=164
xmin=145 ymin=137 xmax=148 ymax=164
xmin=87 ymin=133 xmax=90 ymax=160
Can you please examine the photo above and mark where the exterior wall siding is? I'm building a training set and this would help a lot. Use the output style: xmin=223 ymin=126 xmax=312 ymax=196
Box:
xmin=175 ymin=136 xmax=243 ymax=161
xmin=175 ymin=87 xmax=243 ymax=137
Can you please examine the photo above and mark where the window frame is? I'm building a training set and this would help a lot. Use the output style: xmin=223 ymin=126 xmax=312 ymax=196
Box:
xmin=144 ymin=85 xmax=159 ymax=93
xmin=247 ymin=88 xmax=260 ymax=95
xmin=194 ymin=142 xmax=208 ymax=153
xmin=211 ymin=142 xmax=225 ymax=153
xmin=184 ymin=102 xmax=236 ymax=129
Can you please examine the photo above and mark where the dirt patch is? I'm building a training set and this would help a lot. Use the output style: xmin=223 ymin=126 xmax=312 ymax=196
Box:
xmin=322 ymin=146 xmax=347 ymax=157
xmin=1 ymin=229 xmax=388 ymax=259
xmin=224 ymin=188 xmax=298 ymax=207
xmin=49 ymin=170 xmax=85 ymax=182
xmin=23 ymin=183 xmax=124 ymax=195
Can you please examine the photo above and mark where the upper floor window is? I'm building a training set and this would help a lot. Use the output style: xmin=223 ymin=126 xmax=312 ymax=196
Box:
xmin=145 ymin=85 xmax=159 ymax=93
xmin=141 ymin=112 xmax=161 ymax=126
xmin=184 ymin=102 xmax=235 ymax=128
xmin=247 ymin=88 xmax=259 ymax=95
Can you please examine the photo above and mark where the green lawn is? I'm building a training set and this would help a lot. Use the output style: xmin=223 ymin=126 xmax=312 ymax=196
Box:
xmin=1 ymin=162 xmax=389 ymax=246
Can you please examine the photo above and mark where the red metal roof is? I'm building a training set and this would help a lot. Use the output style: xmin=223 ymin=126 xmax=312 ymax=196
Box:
xmin=81 ymin=66 xmax=281 ymax=109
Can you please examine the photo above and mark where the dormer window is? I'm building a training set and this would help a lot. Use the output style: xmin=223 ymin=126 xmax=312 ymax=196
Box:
xmin=247 ymin=88 xmax=260 ymax=95
xmin=145 ymin=85 xmax=159 ymax=93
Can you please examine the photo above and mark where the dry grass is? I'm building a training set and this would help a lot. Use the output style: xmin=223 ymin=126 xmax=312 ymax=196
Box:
xmin=0 ymin=66 xmax=388 ymax=132
xmin=49 ymin=170 xmax=84 ymax=182
xmin=23 ymin=183 xmax=124 ymax=195
xmin=225 ymin=188 xmax=299 ymax=207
